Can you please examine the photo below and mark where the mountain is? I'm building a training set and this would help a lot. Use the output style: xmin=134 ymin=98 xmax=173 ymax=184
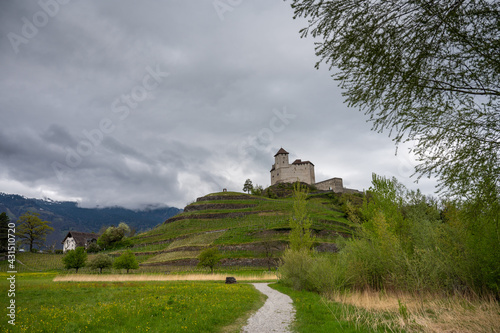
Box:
xmin=0 ymin=193 xmax=182 ymax=250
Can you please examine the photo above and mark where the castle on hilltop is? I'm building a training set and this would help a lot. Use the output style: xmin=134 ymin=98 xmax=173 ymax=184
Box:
xmin=270 ymin=148 xmax=355 ymax=193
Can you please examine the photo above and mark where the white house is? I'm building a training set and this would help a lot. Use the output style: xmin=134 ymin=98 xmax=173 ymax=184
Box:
xmin=62 ymin=231 xmax=99 ymax=253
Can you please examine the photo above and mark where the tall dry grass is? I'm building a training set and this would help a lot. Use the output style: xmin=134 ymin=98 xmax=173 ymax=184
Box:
xmin=53 ymin=272 xmax=277 ymax=282
xmin=326 ymin=289 xmax=500 ymax=333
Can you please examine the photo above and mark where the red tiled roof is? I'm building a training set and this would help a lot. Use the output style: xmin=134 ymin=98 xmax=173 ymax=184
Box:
xmin=292 ymin=159 xmax=301 ymax=164
xmin=274 ymin=148 xmax=289 ymax=156
xmin=292 ymin=159 xmax=314 ymax=166
xmin=61 ymin=231 xmax=99 ymax=245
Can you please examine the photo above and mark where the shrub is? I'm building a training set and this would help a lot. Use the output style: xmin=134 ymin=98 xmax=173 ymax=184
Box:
xmin=278 ymin=248 xmax=314 ymax=290
xmin=306 ymin=254 xmax=342 ymax=293
xmin=97 ymin=223 xmax=132 ymax=249
xmin=197 ymin=247 xmax=222 ymax=273
xmin=113 ymin=249 xmax=139 ymax=273
xmin=88 ymin=254 xmax=113 ymax=274
xmin=112 ymin=238 xmax=133 ymax=249
xmin=86 ymin=242 xmax=100 ymax=253
xmin=289 ymin=182 xmax=314 ymax=251
xmin=251 ymin=185 xmax=264 ymax=196
xmin=62 ymin=247 xmax=87 ymax=273
xmin=278 ymin=249 xmax=340 ymax=292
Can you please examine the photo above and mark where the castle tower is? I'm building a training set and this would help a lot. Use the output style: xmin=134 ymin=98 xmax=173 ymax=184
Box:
xmin=270 ymin=148 xmax=288 ymax=185
xmin=270 ymin=148 xmax=315 ymax=185
xmin=274 ymin=147 xmax=289 ymax=168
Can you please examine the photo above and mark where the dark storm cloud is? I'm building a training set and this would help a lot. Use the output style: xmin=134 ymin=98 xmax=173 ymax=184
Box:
xmin=0 ymin=0 xmax=437 ymax=208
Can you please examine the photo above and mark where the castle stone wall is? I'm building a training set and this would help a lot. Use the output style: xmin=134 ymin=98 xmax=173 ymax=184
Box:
xmin=315 ymin=178 xmax=344 ymax=192
xmin=271 ymin=163 xmax=315 ymax=185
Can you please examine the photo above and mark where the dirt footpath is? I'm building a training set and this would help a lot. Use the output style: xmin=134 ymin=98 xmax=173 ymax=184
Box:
xmin=241 ymin=283 xmax=295 ymax=333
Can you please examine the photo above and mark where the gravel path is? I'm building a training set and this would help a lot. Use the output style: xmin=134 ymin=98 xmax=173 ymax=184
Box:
xmin=241 ymin=283 xmax=295 ymax=333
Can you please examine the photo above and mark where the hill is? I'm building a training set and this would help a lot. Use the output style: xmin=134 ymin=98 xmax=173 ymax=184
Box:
xmin=126 ymin=190 xmax=359 ymax=271
xmin=0 ymin=193 xmax=182 ymax=249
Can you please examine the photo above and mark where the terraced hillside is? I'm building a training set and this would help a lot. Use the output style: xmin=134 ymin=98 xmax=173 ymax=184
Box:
xmin=126 ymin=191 xmax=357 ymax=270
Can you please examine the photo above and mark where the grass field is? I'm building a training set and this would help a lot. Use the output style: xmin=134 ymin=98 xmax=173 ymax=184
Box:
xmin=270 ymin=283 xmax=378 ymax=333
xmin=0 ymin=273 xmax=265 ymax=333
xmin=54 ymin=273 xmax=277 ymax=282
xmin=326 ymin=289 xmax=500 ymax=333
xmin=270 ymin=283 xmax=500 ymax=333
xmin=1 ymin=272 xmax=497 ymax=332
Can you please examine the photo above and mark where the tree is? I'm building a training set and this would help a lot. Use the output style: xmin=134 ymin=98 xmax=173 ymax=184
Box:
xmin=113 ymin=249 xmax=139 ymax=273
xmin=262 ymin=233 xmax=281 ymax=271
xmin=289 ymin=182 xmax=314 ymax=251
xmin=62 ymin=247 xmax=87 ymax=273
xmin=88 ymin=254 xmax=113 ymax=274
xmin=15 ymin=212 xmax=54 ymax=251
xmin=251 ymin=184 xmax=264 ymax=196
xmin=0 ymin=212 xmax=10 ymax=253
xmin=243 ymin=179 xmax=254 ymax=194
xmin=289 ymin=0 xmax=499 ymax=199
xmin=117 ymin=222 xmax=131 ymax=237
xmin=86 ymin=242 xmax=100 ymax=253
xmin=97 ymin=222 xmax=131 ymax=249
xmin=197 ymin=247 xmax=222 ymax=273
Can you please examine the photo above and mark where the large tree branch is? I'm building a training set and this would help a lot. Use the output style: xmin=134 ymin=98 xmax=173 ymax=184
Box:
xmin=417 ymin=79 xmax=500 ymax=96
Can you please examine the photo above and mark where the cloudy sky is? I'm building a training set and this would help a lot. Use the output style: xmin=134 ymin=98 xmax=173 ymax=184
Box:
xmin=0 ymin=0 xmax=437 ymax=209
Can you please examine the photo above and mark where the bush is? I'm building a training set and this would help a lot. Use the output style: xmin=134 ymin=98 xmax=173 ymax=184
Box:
xmin=54 ymin=249 xmax=63 ymax=254
xmin=62 ymin=247 xmax=87 ymax=273
xmin=112 ymin=238 xmax=133 ymax=249
xmin=88 ymin=254 xmax=113 ymax=274
xmin=251 ymin=185 xmax=264 ymax=196
xmin=278 ymin=248 xmax=314 ymax=290
xmin=197 ymin=247 xmax=222 ymax=273
xmin=98 ymin=227 xmax=124 ymax=248
xmin=97 ymin=223 xmax=132 ymax=250
xmin=113 ymin=250 xmax=139 ymax=273
xmin=86 ymin=242 xmax=100 ymax=253
xmin=307 ymin=255 xmax=343 ymax=293
xmin=289 ymin=182 xmax=314 ymax=251
xmin=278 ymin=249 xmax=340 ymax=293
xmin=264 ymin=182 xmax=316 ymax=198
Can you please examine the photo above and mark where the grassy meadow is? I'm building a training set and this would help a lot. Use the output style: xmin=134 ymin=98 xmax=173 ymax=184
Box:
xmin=2 ymin=271 xmax=497 ymax=333
xmin=0 ymin=273 xmax=265 ymax=333
xmin=326 ymin=289 xmax=500 ymax=333
xmin=271 ymin=283 xmax=500 ymax=333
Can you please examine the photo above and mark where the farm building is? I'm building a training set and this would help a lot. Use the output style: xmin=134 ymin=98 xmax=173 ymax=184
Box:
xmin=62 ymin=231 xmax=99 ymax=253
